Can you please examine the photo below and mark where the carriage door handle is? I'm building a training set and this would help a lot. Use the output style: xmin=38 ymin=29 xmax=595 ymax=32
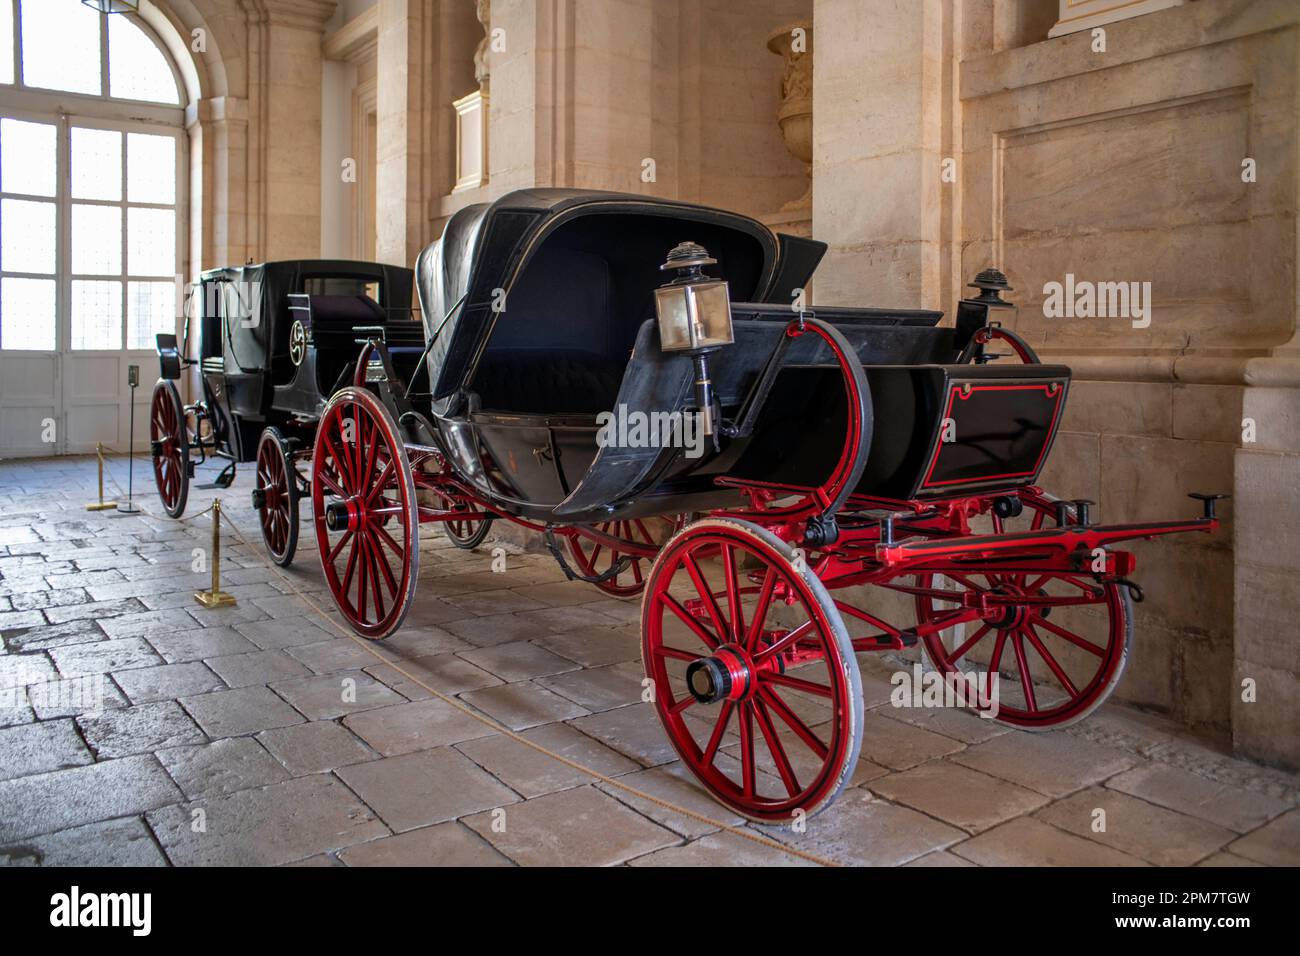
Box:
xmin=531 ymin=444 xmax=553 ymax=466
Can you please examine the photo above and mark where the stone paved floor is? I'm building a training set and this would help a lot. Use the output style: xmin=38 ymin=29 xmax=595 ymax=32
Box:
xmin=1 ymin=454 xmax=1297 ymax=867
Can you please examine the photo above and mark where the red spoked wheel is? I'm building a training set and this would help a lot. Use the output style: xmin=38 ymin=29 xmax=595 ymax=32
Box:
xmin=311 ymin=387 xmax=419 ymax=640
xmin=570 ymin=515 xmax=688 ymax=597
xmin=149 ymin=379 xmax=189 ymax=518
xmin=255 ymin=427 xmax=299 ymax=567
xmin=641 ymin=517 xmax=862 ymax=823
xmin=433 ymin=489 xmax=493 ymax=549
xmin=913 ymin=493 xmax=1131 ymax=729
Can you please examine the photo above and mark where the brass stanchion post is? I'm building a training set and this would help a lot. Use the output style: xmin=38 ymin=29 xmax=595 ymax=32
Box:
xmin=85 ymin=442 xmax=118 ymax=511
xmin=194 ymin=499 xmax=236 ymax=608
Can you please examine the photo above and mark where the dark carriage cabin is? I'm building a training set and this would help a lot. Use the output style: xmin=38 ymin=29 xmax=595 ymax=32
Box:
xmin=468 ymin=212 xmax=770 ymax=414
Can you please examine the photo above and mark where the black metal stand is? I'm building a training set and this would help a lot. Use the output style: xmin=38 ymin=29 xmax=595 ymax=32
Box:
xmin=117 ymin=377 xmax=140 ymax=514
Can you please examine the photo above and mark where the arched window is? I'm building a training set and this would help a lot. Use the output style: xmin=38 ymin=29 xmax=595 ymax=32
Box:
xmin=0 ymin=0 xmax=186 ymax=455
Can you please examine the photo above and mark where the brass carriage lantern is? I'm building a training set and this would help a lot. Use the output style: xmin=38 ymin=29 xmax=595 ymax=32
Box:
xmin=655 ymin=241 xmax=733 ymax=440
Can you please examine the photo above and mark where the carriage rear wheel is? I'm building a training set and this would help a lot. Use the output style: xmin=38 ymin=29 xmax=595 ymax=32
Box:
xmin=255 ymin=427 xmax=299 ymax=567
xmin=311 ymin=388 xmax=419 ymax=639
xmin=434 ymin=490 xmax=493 ymax=549
xmin=641 ymin=517 xmax=863 ymax=823
xmin=149 ymin=380 xmax=189 ymax=519
xmin=569 ymin=515 xmax=689 ymax=597
xmin=913 ymin=493 xmax=1131 ymax=729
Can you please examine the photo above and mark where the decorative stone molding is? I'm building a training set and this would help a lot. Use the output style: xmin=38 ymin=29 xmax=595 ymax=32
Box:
xmin=453 ymin=88 xmax=488 ymax=193
xmin=322 ymin=5 xmax=378 ymax=62
xmin=248 ymin=0 xmax=337 ymax=32
xmin=474 ymin=0 xmax=491 ymax=95
xmin=1048 ymin=0 xmax=1186 ymax=39
xmin=767 ymin=21 xmax=812 ymax=213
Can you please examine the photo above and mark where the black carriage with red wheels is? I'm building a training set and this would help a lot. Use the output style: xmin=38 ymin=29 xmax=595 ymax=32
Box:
xmin=311 ymin=187 xmax=1227 ymax=823
xmin=148 ymin=259 xmax=415 ymax=565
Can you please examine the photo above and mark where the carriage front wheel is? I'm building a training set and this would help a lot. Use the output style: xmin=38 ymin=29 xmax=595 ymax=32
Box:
xmin=254 ymin=427 xmax=299 ymax=567
xmin=149 ymin=379 xmax=189 ymax=519
xmin=913 ymin=492 xmax=1132 ymax=729
xmin=641 ymin=517 xmax=863 ymax=824
xmin=311 ymin=387 xmax=419 ymax=639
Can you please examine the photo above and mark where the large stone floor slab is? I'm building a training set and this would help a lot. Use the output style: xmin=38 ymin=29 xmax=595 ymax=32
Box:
xmin=0 ymin=454 xmax=1296 ymax=866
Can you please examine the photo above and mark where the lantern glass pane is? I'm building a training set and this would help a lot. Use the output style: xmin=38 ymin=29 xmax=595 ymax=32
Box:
xmin=654 ymin=286 xmax=693 ymax=352
xmin=690 ymin=282 xmax=734 ymax=347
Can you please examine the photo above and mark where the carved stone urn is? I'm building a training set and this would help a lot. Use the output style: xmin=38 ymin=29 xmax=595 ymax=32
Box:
xmin=767 ymin=22 xmax=812 ymax=212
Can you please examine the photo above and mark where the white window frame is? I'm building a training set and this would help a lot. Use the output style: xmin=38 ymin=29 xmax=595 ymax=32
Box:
xmin=0 ymin=0 xmax=187 ymax=454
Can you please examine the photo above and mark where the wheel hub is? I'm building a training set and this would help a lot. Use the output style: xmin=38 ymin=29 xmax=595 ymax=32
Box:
xmin=325 ymin=497 xmax=363 ymax=533
xmin=683 ymin=643 xmax=780 ymax=704
xmin=984 ymin=586 xmax=1030 ymax=629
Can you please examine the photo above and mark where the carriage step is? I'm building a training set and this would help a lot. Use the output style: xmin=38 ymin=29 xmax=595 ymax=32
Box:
xmin=197 ymin=462 xmax=236 ymax=489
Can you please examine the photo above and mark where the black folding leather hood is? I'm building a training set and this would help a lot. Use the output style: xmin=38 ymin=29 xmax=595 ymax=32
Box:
xmin=415 ymin=187 xmax=826 ymax=402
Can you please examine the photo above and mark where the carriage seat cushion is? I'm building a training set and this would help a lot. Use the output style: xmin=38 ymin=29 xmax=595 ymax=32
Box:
xmin=472 ymin=349 xmax=624 ymax=414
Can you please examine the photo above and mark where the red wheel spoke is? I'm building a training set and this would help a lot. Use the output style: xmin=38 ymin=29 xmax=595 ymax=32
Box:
xmin=700 ymin=700 xmax=734 ymax=767
xmin=1034 ymin=616 xmax=1106 ymax=657
xmin=356 ymin=535 xmax=370 ymax=621
xmin=652 ymin=644 xmax=702 ymax=663
xmin=1010 ymin=629 xmax=1038 ymax=712
xmin=738 ymin=702 xmax=756 ymax=800
xmin=366 ymin=535 xmax=388 ymax=618
xmin=366 ymin=460 xmax=395 ymax=506
xmin=1022 ymin=624 xmax=1078 ymax=698
xmin=683 ymin=554 xmax=729 ymax=643
xmin=668 ymin=695 xmax=694 ymax=715
xmin=722 ymin=545 xmax=744 ymax=641
xmin=757 ymin=685 xmax=828 ymax=760
xmin=987 ymin=628 xmax=1008 ymax=675
xmin=661 ymin=591 xmax=721 ymax=651
xmin=762 ymin=672 xmax=832 ymax=700
xmin=323 ymin=433 xmax=355 ymax=494
xmin=373 ymin=523 xmax=405 ymax=560
xmin=946 ymin=624 xmax=991 ymax=665
xmin=743 ymin=569 xmax=777 ymax=653
xmin=367 ymin=529 xmax=399 ymax=598
xmin=753 ymin=620 xmax=813 ymax=664
xmin=754 ymin=697 xmax=800 ymax=798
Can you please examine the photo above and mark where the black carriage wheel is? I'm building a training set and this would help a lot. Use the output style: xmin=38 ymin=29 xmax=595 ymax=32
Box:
xmin=149 ymin=379 xmax=189 ymax=519
xmin=439 ymin=491 xmax=493 ymax=550
xmin=256 ymin=427 xmax=299 ymax=567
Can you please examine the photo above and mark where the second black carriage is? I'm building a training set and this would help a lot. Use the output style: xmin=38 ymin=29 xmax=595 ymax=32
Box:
xmin=148 ymin=258 xmax=416 ymax=564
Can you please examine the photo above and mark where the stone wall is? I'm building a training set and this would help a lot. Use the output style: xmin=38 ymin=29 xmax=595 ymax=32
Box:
xmin=814 ymin=0 xmax=1300 ymax=766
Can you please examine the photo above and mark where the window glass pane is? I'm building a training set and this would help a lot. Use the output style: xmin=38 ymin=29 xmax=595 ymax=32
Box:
xmin=127 ymin=133 xmax=175 ymax=204
xmin=127 ymin=280 xmax=175 ymax=349
xmin=72 ymin=204 xmax=122 ymax=275
xmin=21 ymin=0 xmax=102 ymax=96
xmin=71 ymin=127 xmax=122 ymax=201
xmin=1 ymin=119 xmax=57 ymax=197
xmin=1 ymin=277 xmax=56 ymax=350
xmin=1 ymin=0 xmax=14 ymax=86
xmin=127 ymin=207 xmax=174 ymax=276
xmin=108 ymin=15 xmax=178 ymax=104
xmin=1 ymin=198 xmax=56 ymax=273
xmin=71 ymin=279 xmax=122 ymax=350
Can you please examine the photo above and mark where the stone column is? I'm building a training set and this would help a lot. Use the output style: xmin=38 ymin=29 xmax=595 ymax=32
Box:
xmin=240 ymin=0 xmax=336 ymax=260
xmin=375 ymin=0 xmax=433 ymax=267
xmin=812 ymin=0 xmax=947 ymax=308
